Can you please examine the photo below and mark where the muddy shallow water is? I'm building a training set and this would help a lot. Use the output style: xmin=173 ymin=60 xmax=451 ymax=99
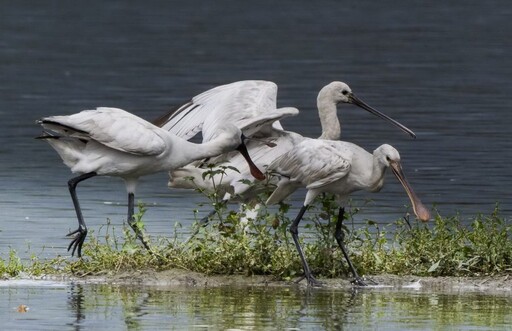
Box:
xmin=2 ymin=272 xmax=512 ymax=330
xmin=77 ymin=269 xmax=512 ymax=295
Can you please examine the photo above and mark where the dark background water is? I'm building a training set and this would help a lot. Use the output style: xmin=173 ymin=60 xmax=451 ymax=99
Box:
xmin=1 ymin=1 xmax=511 ymax=257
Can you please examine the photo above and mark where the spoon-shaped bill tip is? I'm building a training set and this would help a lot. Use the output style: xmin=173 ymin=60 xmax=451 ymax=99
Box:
xmin=414 ymin=201 xmax=431 ymax=222
xmin=391 ymin=161 xmax=430 ymax=222
xmin=250 ymin=167 xmax=266 ymax=181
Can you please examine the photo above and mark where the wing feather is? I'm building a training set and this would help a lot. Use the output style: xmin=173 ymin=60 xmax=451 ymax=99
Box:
xmin=39 ymin=107 xmax=166 ymax=155
xmin=268 ymin=139 xmax=352 ymax=190
xmin=156 ymin=80 xmax=297 ymax=141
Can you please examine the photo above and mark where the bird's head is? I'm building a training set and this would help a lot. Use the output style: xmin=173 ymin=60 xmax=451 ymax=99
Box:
xmin=318 ymin=81 xmax=353 ymax=105
xmin=375 ymin=144 xmax=431 ymax=222
xmin=375 ymin=144 xmax=401 ymax=168
xmin=318 ymin=81 xmax=417 ymax=139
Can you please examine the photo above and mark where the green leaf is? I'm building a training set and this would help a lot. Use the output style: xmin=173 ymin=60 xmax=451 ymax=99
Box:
xmin=225 ymin=165 xmax=240 ymax=173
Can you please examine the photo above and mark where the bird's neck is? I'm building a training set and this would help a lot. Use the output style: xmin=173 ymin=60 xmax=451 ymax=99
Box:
xmin=317 ymin=100 xmax=340 ymax=140
xmin=172 ymin=136 xmax=232 ymax=169
xmin=367 ymin=156 xmax=388 ymax=192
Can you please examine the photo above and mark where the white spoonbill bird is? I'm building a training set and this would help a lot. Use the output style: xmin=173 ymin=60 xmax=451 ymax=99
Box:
xmin=37 ymin=107 xmax=262 ymax=257
xmin=154 ymin=80 xmax=300 ymax=140
xmin=154 ymin=80 xmax=299 ymax=179
xmin=166 ymin=81 xmax=416 ymax=224
xmin=266 ymin=139 xmax=431 ymax=287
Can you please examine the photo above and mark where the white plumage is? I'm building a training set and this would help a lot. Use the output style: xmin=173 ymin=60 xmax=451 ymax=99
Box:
xmin=37 ymin=107 xmax=251 ymax=257
xmin=165 ymin=81 xmax=416 ymax=222
xmin=155 ymin=80 xmax=299 ymax=142
xmin=266 ymin=139 xmax=431 ymax=286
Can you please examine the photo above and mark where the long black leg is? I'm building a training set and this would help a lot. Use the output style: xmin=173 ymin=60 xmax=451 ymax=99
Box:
xmin=290 ymin=205 xmax=322 ymax=287
xmin=334 ymin=207 xmax=375 ymax=286
xmin=127 ymin=192 xmax=151 ymax=251
xmin=67 ymin=172 xmax=97 ymax=257
xmin=200 ymin=209 xmax=218 ymax=225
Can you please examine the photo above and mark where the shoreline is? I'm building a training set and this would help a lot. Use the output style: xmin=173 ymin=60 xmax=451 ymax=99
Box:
xmin=16 ymin=270 xmax=511 ymax=295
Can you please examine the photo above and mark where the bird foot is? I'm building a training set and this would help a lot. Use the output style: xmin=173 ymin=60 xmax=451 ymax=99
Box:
xmin=67 ymin=227 xmax=87 ymax=258
xmin=351 ymin=276 xmax=378 ymax=287
xmin=295 ymin=274 xmax=324 ymax=287
xmin=198 ymin=214 xmax=212 ymax=226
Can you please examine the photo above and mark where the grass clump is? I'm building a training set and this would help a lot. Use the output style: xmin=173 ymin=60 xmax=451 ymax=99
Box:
xmin=386 ymin=207 xmax=512 ymax=276
xmin=39 ymin=203 xmax=512 ymax=278
xmin=180 ymin=203 xmax=298 ymax=277
xmin=0 ymin=249 xmax=67 ymax=278
xmin=1 ymin=203 xmax=511 ymax=280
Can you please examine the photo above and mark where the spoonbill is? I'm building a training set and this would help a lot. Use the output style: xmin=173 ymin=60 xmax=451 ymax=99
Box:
xmin=266 ymin=139 xmax=431 ymax=287
xmin=166 ymin=80 xmax=416 ymax=224
xmin=153 ymin=80 xmax=299 ymax=157
xmin=37 ymin=107 xmax=263 ymax=257
xmin=154 ymin=81 xmax=296 ymax=181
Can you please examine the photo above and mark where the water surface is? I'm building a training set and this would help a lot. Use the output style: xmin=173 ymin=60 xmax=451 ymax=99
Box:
xmin=1 ymin=3 xmax=511 ymax=330
xmin=1 ymin=280 xmax=511 ymax=330
xmin=0 ymin=2 xmax=511 ymax=259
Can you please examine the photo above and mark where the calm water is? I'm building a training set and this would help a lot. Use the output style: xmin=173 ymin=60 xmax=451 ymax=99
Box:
xmin=0 ymin=280 xmax=511 ymax=331
xmin=1 ymin=1 xmax=511 ymax=329
xmin=1 ymin=0 xmax=511 ymax=257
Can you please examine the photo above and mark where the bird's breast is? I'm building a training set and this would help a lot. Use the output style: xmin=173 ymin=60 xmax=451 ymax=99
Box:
xmin=368 ymin=178 xmax=385 ymax=192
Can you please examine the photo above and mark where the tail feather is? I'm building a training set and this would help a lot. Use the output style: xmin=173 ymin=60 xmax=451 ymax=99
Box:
xmin=35 ymin=130 xmax=60 ymax=140
xmin=37 ymin=132 xmax=87 ymax=169
xmin=36 ymin=129 xmax=88 ymax=144
xmin=37 ymin=118 xmax=89 ymax=137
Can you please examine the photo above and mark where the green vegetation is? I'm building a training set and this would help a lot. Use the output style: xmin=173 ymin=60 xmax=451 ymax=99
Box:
xmin=1 ymin=167 xmax=511 ymax=280
xmin=1 ymin=203 xmax=511 ymax=279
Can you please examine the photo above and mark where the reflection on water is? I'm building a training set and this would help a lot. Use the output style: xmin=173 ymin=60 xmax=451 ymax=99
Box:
xmin=1 ymin=281 xmax=511 ymax=330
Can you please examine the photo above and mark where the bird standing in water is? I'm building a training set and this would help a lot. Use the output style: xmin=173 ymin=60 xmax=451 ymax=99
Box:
xmin=37 ymin=107 xmax=263 ymax=257
xmin=266 ymin=139 xmax=431 ymax=286
xmin=165 ymin=80 xmax=416 ymax=225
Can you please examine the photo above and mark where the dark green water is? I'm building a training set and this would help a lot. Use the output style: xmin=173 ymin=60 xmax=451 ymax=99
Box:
xmin=1 ymin=280 xmax=510 ymax=330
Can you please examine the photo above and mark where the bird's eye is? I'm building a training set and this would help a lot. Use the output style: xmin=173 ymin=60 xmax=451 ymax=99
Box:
xmin=342 ymin=90 xmax=348 ymax=95
xmin=386 ymin=156 xmax=391 ymax=161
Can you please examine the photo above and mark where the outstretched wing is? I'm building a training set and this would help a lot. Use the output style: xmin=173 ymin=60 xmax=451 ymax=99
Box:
xmin=155 ymin=80 xmax=298 ymax=141
xmin=39 ymin=107 xmax=166 ymax=155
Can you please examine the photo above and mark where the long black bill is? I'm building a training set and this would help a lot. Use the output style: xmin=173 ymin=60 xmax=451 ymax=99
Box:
xmin=236 ymin=138 xmax=266 ymax=181
xmin=349 ymin=93 xmax=416 ymax=139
